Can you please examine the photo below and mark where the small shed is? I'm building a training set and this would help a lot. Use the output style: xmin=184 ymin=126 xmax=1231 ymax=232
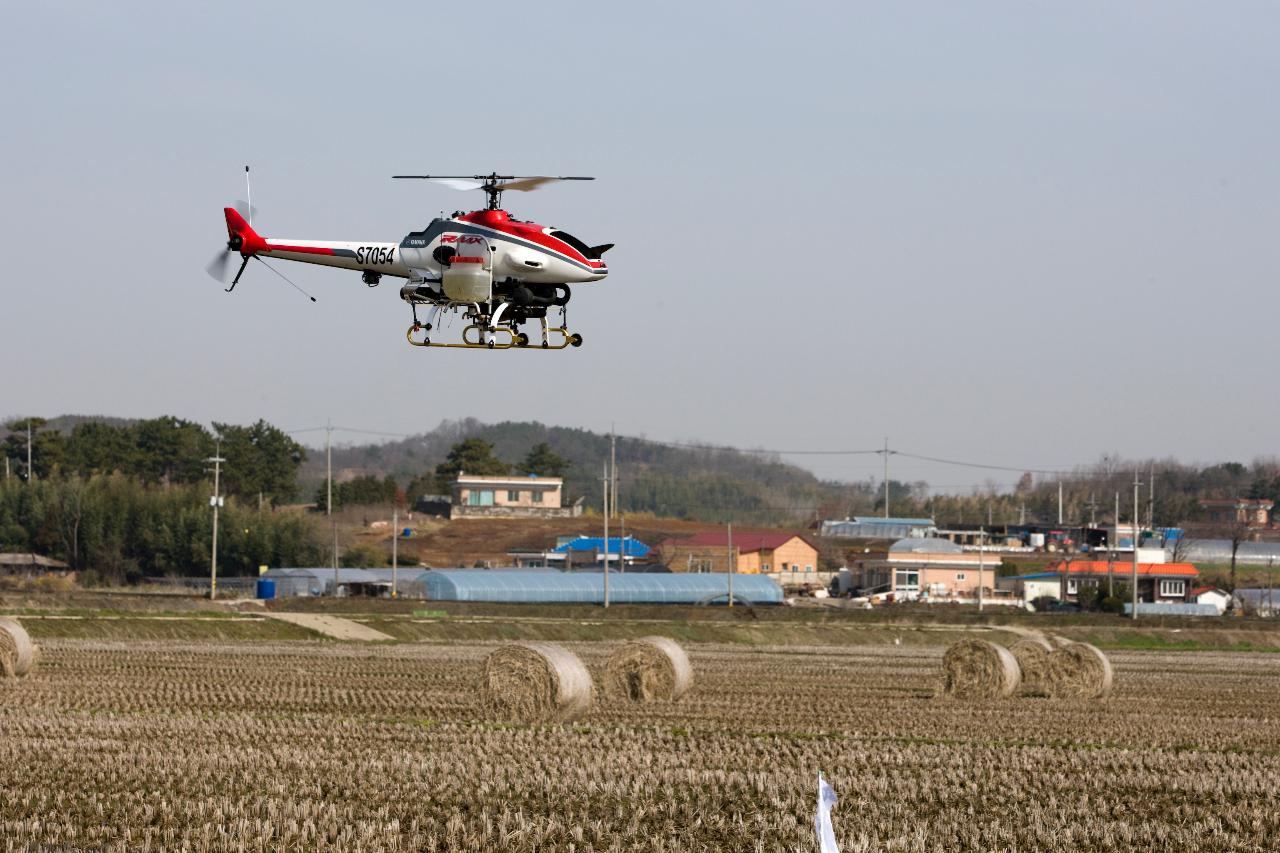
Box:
xmin=1192 ymin=586 xmax=1233 ymax=615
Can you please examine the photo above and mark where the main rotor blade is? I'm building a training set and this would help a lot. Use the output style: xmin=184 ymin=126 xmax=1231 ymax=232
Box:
xmin=431 ymin=178 xmax=484 ymax=191
xmin=496 ymin=176 xmax=558 ymax=192
xmin=205 ymin=250 xmax=231 ymax=282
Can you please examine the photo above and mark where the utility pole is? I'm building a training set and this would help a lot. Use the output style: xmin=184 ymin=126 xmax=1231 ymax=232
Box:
xmin=26 ymin=421 xmax=33 ymax=481
xmin=1086 ymin=493 xmax=1098 ymax=528
xmin=977 ymin=526 xmax=984 ymax=611
xmin=610 ymin=430 xmax=618 ymax=519
xmin=1057 ymin=481 xmax=1063 ymax=525
xmin=207 ymin=444 xmax=225 ymax=600
xmin=880 ymin=437 xmax=892 ymax=519
xmin=1132 ymin=470 xmax=1141 ymax=621
xmin=326 ymin=421 xmax=338 ymax=596
xmin=601 ymin=463 xmax=609 ymax=608
xmin=391 ymin=505 xmax=399 ymax=599
xmin=727 ymin=521 xmax=735 ymax=608
xmin=619 ymin=514 xmax=626 ymax=574
xmin=1148 ymin=463 xmax=1155 ymax=532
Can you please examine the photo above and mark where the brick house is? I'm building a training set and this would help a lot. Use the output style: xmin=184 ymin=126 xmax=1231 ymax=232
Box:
xmin=658 ymin=532 xmax=818 ymax=576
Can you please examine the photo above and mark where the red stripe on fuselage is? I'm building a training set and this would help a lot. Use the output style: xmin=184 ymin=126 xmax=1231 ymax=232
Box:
xmin=262 ymin=243 xmax=337 ymax=256
xmin=457 ymin=209 xmax=590 ymax=265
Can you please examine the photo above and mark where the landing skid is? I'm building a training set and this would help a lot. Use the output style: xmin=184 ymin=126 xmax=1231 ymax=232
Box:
xmin=406 ymin=323 xmax=583 ymax=350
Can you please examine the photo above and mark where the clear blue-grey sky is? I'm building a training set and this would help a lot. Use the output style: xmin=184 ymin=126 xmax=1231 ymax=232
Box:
xmin=2 ymin=2 xmax=1277 ymax=487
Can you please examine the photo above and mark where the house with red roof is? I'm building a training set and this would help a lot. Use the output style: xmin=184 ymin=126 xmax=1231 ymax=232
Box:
xmin=657 ymin=531 xmax=818 ymax=576
xmin=1018 ymin=559 xmax=1199 ymax=604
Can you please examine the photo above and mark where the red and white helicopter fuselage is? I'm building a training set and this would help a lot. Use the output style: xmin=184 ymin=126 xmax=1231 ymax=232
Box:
xmin=212 ymin=174 xmax=611 ymax=350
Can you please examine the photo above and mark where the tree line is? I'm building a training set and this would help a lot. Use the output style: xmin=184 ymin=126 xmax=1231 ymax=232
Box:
xmin=0 ymin=474 xmax=324 ymax=583
xmin=3 ymin=416 xmax=306 ymax=506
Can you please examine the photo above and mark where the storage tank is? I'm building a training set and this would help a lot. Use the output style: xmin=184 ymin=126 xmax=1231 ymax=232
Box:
xmin=255 ymin=578 xmax=276 ymax=600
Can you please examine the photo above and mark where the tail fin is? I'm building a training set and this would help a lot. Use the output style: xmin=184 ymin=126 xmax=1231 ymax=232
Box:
xmin=223 ymin=207 xmax=265 ymax=254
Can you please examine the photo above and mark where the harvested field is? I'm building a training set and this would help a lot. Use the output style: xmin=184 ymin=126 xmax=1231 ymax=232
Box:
xmin=2 ymin=637 xmax=1280 ymax=850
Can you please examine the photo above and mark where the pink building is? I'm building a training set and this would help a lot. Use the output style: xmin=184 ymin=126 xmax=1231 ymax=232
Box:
xmin=854 ymin=538 xmax=1001 ymax=601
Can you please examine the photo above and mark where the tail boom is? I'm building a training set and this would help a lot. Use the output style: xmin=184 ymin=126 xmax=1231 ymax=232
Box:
xmin=222 ymin=207 xmax=409 ymax=277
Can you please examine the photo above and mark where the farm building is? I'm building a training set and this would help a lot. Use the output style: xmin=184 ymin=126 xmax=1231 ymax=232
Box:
xmin=0 ymin=552 xmax=74 ymax=582
xmin=1235 ymin=588 xmax=1280 ymax=617
xmin=418 ymin=569 xmax=784 ymax=605
xmin=1192 ymin=586 xmax=1235 ymax=614
xmin=1172 ymin=539 xmax=1280 ymax=565
xmin=263 ymin=567 xmax=428 ymax=598
xmin=853 ymin=538 xmax=1003 ymax=602
xmin=820 ymin=517 xmax=937 ymax=540
xmin=1198 ymin=498 xmax=1274 ymax=527
xmin=510 ymin=536 xmax=651 ymax=569
xmin=658 ymin=532 xmax=818 ymax=577
xmin=998 ymin=560 xmax=1199 ymax=605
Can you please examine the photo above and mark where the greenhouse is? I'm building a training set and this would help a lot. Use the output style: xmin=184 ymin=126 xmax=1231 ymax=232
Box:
xmin=417 ymin=569 xmax=784 ymax=605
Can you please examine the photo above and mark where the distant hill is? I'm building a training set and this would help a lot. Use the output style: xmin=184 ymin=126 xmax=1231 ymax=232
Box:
xmin=303 ymin=419 xmax=867 ymax=525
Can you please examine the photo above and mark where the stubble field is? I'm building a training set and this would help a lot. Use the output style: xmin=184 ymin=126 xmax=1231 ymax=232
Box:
xmin=2 ymin=636 xmax=1279 ymax=851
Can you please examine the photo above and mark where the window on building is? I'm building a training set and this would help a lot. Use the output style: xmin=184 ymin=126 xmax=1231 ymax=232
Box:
xmin=507 ymin=490 xmax=520 ymax=502
xmin=761 ymin=563 xmax=770 ymax=572
xmin=956 ymin=573 xmax=966 ymax=581
xmin=532 ymin=491 xmax=544 ymax=503
xmin=894 ymin=570 xmax=920 ymax=590
xmin=805 ymin=565 xmax=813 ymax=573
xmin=1066 ymin=579 xmax=1078 ymax=595
xmin=467 ymin=490 xmax=495 ymax=507
xmin=1159 ymin=579 xmax=1186 ymax=598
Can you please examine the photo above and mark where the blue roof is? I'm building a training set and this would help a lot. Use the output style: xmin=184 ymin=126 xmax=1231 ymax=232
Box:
xmin=1012 ymin=572 xmax=1062 ymax=580
xmin=851 ymin=517 xmax=936 ymax=526
xmin=551 ymin=536 xmax=651 ymax=557
xmin=417 ymin=569 xmax=782 ymax=604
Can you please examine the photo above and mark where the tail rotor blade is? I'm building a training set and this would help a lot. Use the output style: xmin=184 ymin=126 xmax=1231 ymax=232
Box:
xmin=206 ymin=250 xmax=231 ymax=282
xmin=235 ymin=200 xmax=258 ymax=222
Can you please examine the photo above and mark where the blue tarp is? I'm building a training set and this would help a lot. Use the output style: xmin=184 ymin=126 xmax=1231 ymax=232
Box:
xmin=552 ymin=536 xmax=651 ymax=557
xmin=418 ymin=569 xmax=783 ymax=604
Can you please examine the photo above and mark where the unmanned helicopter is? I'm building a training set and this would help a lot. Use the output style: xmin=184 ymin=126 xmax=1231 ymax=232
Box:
xmin=206 ymin=172 xmax=612 ymax=349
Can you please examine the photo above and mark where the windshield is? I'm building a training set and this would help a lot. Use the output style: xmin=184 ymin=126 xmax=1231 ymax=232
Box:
xmin=550 ymin=230 xmax=596 ymax=258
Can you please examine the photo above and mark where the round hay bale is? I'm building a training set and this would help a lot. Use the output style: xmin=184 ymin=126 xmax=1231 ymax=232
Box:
xmin=482 ymin=642 xmax=593 ymax=722
xmin=0 ymin=617 xmax=37 ymax=678
xmin=1047 ymin=642 xmax=1113 ymax=699
xmin=604 ymin=636 xmax=693 ymax=702
xmin=942 ymin=639 xmax=1021 ymax=699
xmin=1008 ymin=636 xmax=1055 ymax=695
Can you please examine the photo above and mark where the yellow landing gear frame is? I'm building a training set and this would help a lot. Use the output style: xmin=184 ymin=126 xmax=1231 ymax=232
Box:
xmin=407 ymin=323 xmax=583 ymax=350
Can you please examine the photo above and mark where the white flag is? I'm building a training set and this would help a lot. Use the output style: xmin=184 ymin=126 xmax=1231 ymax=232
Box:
xmin=815 ymin=772 xmax=840 ymax=853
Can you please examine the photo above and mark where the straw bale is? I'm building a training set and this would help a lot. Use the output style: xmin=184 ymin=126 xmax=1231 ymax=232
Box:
xmin=0 ymin=617 xmax=37 ymax=678
xmin=1047 ymin=641 xmax=1113 ymax=699
xmin=604 ymin=636 xmax=693 ymax=702
xmin=942 ymin=638 xmax=1021 ymax=699
xmin=482 ymin=642 xmax=593 ymax=722
xmin=1008 ymin=635 xmax=1055 ymax=695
